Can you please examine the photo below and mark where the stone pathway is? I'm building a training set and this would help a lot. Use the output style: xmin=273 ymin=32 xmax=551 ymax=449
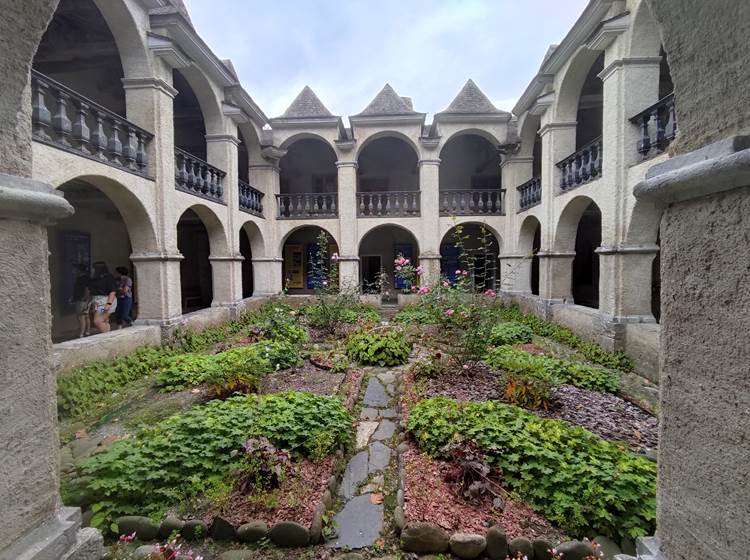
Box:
xmin=327 ymin=369 xmax=401 ymax=550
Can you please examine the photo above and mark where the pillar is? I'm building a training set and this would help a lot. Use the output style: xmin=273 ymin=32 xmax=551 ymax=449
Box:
xmin=0 ymin=173 xmax=103 ymax=559
xmin=499 ymin=254 xmax=529 ymax=292
xmin=419 ymin=158 xmax=441 ymax=286
xmin=129 ymin=253 xmax=183 ymax=324
xmin=249 ymin=162 xmax=282 ymax=295
xmin=251 ymin=257 xmax=283 ymax=296
xmin=336 ymin=161 xmax=360 ymax=291
xmin=538 ymin=251 xmax=575 ymax=301
xmin=597 ymin=243 xmax=659 ymax=321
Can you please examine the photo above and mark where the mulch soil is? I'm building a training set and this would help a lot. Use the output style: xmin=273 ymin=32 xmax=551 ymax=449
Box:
xmin=208 ymin=455 xmax=335 ymax=528
xmin=260 ymin=361 xmax=345 ymax=396
xmin=402 ymin=444 xmax=566 ymax=542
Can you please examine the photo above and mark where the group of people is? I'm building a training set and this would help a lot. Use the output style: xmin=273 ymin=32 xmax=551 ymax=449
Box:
xmin=71 ymin=262 xmax=133 ymax=337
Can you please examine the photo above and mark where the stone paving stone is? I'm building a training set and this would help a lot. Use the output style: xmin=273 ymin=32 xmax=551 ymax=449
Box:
xmin=339 ymin=450 xmax=369 ymax=499
xmin=372 ymin=419 xmax=396 ymax=441
xmin=360 ymin=407 xmax=379 ymax=421
xmin=377 ymin=371 xmax=396 ymax=385
xmin=379 ymin=408 xmax=398 ymax=418
xmin=326 ymin=494 xmax=384 ymax=549
xmin=356 ymin=421 xmax=379 ymax=448
xmin=363 ymin=377 xmax=390 ymax=407
xmin=368 ymin=441 xmax=392 ymax=473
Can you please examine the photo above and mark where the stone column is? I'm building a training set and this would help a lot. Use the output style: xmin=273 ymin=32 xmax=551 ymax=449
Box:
xmin=634 ymin=137 xmax=750 ymax=560
xmin=336 ymin=161 xmax=360 ymax=291
xmin=499 ymin=254 xmax=529 ymax=292
xmin=122 ymin=72 xmax=184 ymax=322
xmin=0 ymin=174 xmax=102 ymax=559
xmin=596 ymin=243 xmax=659 ymax=321
xmin=249 ymin=162 xmax=282 ymax=295
xmin=500 ymin=156 xmax=534 ymax=292
xmin=419 ymin=158 xmax=441 ymax=286
xmin=538 ymin=251 xmax=575 ymax=301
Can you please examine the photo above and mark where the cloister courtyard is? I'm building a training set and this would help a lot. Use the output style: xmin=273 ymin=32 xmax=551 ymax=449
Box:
xmin=0 ymin=0 xmax=748 ymax=560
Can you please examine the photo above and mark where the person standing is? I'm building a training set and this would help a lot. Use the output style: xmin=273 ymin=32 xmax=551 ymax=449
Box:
xmin=71 ymin=263 xmax=91 ymax=338
xmin=114 ymin=266 xmax=133 ymax=328
xmin=89 ymin=261 xmax=117 ymax=333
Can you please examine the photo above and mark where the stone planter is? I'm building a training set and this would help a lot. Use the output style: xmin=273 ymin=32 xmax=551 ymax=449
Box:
xmin=397 ymin=293 xmax=419 ymax=307
xmin=360 ymin=293 xmax=382 ymax=306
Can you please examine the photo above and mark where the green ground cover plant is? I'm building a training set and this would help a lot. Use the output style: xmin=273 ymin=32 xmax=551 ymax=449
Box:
xmin=75 ymin=392 xmax=352 ymax=532
xmin=485 ymin=345 xmax=620 ymax=393
xmin=487 ymin=321 xmax=534 ymax=346
xmin=346 ymin=328 xmax=412 ymax=366
xmin=57 ymin=347 xmax=176 ymax=420
xmin=407 ymin=397 xmax=656 ymax=540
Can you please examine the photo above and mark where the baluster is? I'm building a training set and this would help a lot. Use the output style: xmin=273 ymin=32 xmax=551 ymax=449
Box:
xmin=216 ymin=173 xmax=224 ymax=199
xmin=196 ymin=163 xmax=206 ymax=193
xmin=669 ymin=98 xmax=677 ymax=139
xmin=52 ymin=90 xmax=72 ymax=146
xmin=596 ymin=140 xmax=603 ymax=176
xmin=573 ymin=155 xmax=581 ymax=185
xmin=71 ymin=101 xmax=90 ymax=154
xmin=441 ymin=190 xmax=448 ymax=212
xmin=384 ymin=193 xmax=391 ymax=215
xmin=302 ymin=193 xmax=310 ymax=215
xmin=330 ymin=194 xmax=337 ymax=215
xmin=136 ymin=132 xmax=148 ymax=172
xmin=638 ymin=113 xmax=652 ymax=156
xmin=123 ymin=126 xmax=137 ymax=170
xmin=177 ymin=153 xmax=187 ymax=188
xmin=367 ymin=194 xmax=374 ymax=215
xmin=581 ymin=149 xmax=590 ymax=182
xmin=209 ymin=168 xmax=217 ymax=196
xmin=91 ymin=110 xmax=107 ymax=160
xmin=393 ymin=192 xmax=401 ymax=215
xmin=314 ymin=195 xmax=322 ymax=214
xmin=107 ymin=118 xmax=123 ymax=164
xmin=374 ymin=194 xmax=382 ymax=216
xmin=410 ymin=192 xmax=417 ymax=214
xmin=186 ymin=158 xmax=195 ymax=190
xmin=655 ymin=107 xmax=667 ymax=151
xmin=478 ymin=192 xmax=486 ymax=213
xmin=566 ymin=158 xmax=574 ymax=187
xmin=359 ymin=194 xmax=365 ymax=215
xmin=31 ymin=76 xmax=52 ymax=139
xmin=590 ymin=144 xmax=598 ymax=178
xmin=560 ymin=162 xmax=568 ymax=190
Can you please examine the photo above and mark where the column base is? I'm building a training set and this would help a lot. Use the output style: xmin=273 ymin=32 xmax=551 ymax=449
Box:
xmin=0 ymin=507 xmax=102 ymax=560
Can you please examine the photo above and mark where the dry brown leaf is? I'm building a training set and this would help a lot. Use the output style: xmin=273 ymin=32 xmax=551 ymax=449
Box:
xmin=370 ymin=493 xmax=383 ymax=504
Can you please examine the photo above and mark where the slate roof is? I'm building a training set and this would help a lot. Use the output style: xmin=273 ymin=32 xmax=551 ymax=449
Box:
xmin=355 ymin=84 xmax=419 ymax=116
xmin=438 ymin=79 xmax=504 ymax=115
xmin=277 ymin=86 xmax=334 ymax=119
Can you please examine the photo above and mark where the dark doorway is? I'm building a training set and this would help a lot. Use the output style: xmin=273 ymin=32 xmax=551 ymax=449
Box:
xmin=572 ymin=202 xmax=601 ymax=308
xmin=177 ymin=209 xmax=212 ymax=311
xmin=361 ymin=255 xmax=383 ymax=293
xmin=240 ymin=228 xmax=253 ymax=298
xmin=531 ymin=224 xmax=541 ymax=296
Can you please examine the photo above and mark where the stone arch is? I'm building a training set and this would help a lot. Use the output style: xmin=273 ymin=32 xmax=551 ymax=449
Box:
xmin=49 ymin=174 xmax=157 ymax=253
xmin=440 ymin=127 xmax=501 ymax=149
xmin=358 ymin=223 xmax=421 ymax=293
xmin=180 ymin=203 xmax=229 ymax=257
xmin=554 ymin=46 xmax=604 ymax=124
xmin=439 ymin=222 xmax=500 ymax=289
xmin=554 ymin=195 xmax=600 ymax=251
xmin=280 ymin=225 xmax=339 ymax=293
xmin=279 ymin=136 xmax=338 ymax=195
xmin=279 ymin=131 xmax=336 ymax=152
xmin=357 ymin=134 xmax=420 ymax=198
xmin=239 ymin=220 xmax=265 ymax=298
xmin=92 ymin=0 xmax=151 ymax=78
xmin=355 ymin=130 xmax=420 ymax=160
xmin=48 ymin=176 xmax=155 ymax=341
xmin=518 ymin=215 xmax=542 ymax=295
xmin=174 ymin=66 xmax=224 ymax=135
xmin=438 ymin=133 xmax=502 ymax=193
xmin=626 ymin=0 xmax=663 ymax=59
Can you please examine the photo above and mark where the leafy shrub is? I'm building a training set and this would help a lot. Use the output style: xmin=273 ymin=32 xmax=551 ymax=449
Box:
xmin=410 ymin=351 xmax=448 ymax=379
xmin=155 ymin=353 xmax=217 ymax=392
xmin=251 ymin=302 xmax=309 ymax=344
xmin=486 ymin=345 xmax=619 ymax=393
xmin=57 ymin=347 xmax=175 ymax=420
xmin=78 ymin=392 xmax=352 ymax=531
xmin=502 ymin=372 xmax=554 ymax=409
xmin=310 ymin=348 xmax=351 ymax=373
xmin=393 ymin=304 xmax=438 ymax=325
xmin=488 ymin=322 xmax=534 ymax=346
xmin=232 ymin=437 xmax=290 ymax=493
xmin=204 ymin=346 xmax=273 ymax=397
xmin=346 ymin=329 xmax=411 ymax=366
xmin=251 ymin=339 xmax=302 ymax=370
xmin=407 ymin=397 xmax=656 ymax=540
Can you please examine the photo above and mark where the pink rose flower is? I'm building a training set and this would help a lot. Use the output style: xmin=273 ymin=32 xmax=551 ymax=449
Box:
xmin=418 ymin=286 xmax=431 ymax=294
xmin=446 ymin=309 xmax=454 ymax=316
xmin=442 ymin=280 xmax=450 ymax=288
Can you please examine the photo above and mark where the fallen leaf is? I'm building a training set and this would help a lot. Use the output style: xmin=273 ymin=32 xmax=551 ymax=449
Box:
xmin=370 ymin=493 xmax=383 ymax=504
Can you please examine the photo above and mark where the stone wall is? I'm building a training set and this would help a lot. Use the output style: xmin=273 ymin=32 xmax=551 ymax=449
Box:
xmin=646 ymin=0 xmax=750 ymax=154
xmin=656 ymin=184 xmax=750 ymax=559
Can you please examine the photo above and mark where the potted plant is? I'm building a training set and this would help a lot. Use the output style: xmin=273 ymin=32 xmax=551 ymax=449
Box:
xmin=394 ymin=254 xmax=422 ymax=306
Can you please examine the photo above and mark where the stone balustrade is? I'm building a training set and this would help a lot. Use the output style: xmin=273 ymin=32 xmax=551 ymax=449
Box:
xmin=276 ymin=192 xmax=338 ymax=218
xmin=357 ymin=191 xmax=420 ymax=217
xmin=31 ymin=70 xmax=152 ymax=176
xmin=174 ymin=148 xmax=225 ymax=204
xmin=517 ymin=177 xmax=541 ymax=211
xmin=239 ymin=179 xmax=264 ymax=217
xmin=439 ymin=189 xmax=504 ymax=216
xmin=630 ymin=92 xmax=677 ymax=158
xmin=556 ymin=136 xmax=603 ymax=191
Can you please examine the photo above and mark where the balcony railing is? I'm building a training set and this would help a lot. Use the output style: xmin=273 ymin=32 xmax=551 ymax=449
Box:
xmin=174 ymin=148 xmax=225 ymax=204
xmin=239 ymin=180 xmax=264 ymax=217
xmin=630 ymin=93 xmax=677 ymax=158
xmin=517 ymin=177 xmax=541 ymax=211
xmin=276 ymin=192 xmax=337 ymax=218
xmin=440 ymin=189 xmax=505 ymax=216
xmin=357 ymin=191 xmax=420 ymax=217
xmin=31 ymin=70 xmax=153 ymax=177
xmin=556 ymin=136 xmax=602 ymax=191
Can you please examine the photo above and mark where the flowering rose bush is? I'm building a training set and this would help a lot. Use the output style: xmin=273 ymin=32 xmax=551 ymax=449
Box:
xmin=394 ymin=254 xmax=421 ymax=292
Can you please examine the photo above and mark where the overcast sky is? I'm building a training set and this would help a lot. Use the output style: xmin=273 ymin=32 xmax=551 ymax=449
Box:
xmin=182 ymin=0 xmax=589 ymax=119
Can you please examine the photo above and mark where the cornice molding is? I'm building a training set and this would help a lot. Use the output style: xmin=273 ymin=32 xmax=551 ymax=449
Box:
xmin=121 ymin=77 xmax=179 ymax=98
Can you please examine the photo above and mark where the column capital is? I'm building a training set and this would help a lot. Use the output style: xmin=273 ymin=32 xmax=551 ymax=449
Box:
xmin=208 ymin=254 xmax=245 ymax=262
xmin=129 ymin=252 xmax=184 ymax=262
xmin=205 ymin=133 xmax=240 ymax=146
xmin=121 ymin=77 xmax=178 ymax=98
xmin=249 ymin=163 xmax=280 ymax=173
xmin=596 ymin=243 xmax=660 ymax=255
xmin=537 ymin=251 xmax=576 ymax=259
xmin=418 ymin=158 xmax=441 ymax=167
xmin=0 ymin=174 xmax=72 ymax=224
xmin=598 ymin=56 xmax=663 ymax=81
xmin=419 ymin=252 xmax=441 ymax=260
xmin=334 ymin=254 xmax=360 ymax=262
xmin=251 ymin=257 xmax=284 ymax=263
xmin=335 ymin=161 xmax=358 ymax=169
xmin=538 ymin=121 xmax=577 ymax=137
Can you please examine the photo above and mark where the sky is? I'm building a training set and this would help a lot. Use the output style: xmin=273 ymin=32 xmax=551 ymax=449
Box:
xmin=182 ymin=0 xmax=589 ymax=120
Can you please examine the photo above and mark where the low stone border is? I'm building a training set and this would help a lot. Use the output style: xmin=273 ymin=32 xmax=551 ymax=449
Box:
xmin=393 ymin=441 xmax=625 ymax=560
